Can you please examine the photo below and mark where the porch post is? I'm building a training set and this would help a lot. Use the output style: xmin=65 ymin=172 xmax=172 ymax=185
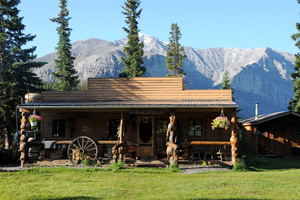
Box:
xmin=19 ymin=112 xmax=28 ymax=167
xmin=230 ymin=111 xmax=238 ymax=165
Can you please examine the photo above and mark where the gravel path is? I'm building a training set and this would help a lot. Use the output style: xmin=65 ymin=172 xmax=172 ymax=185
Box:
xmin=179 ymin=165 xmax=232 ymax=174
xmin=1 ymin=164 xmax=232 ymax=174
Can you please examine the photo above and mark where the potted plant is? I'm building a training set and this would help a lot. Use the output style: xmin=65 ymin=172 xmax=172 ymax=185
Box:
xmin=29 ymin=114 xmax=43 ymax=127
xmin=211 ymin=116 xmax=230 ymax=130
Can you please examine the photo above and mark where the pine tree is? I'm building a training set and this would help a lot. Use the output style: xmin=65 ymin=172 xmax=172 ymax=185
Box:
xmin=51 ymin=0 xmax=79 ymax=91
xmin=121 ymin=0 xmax=146 ymax=77
xmin=165 ymin=23 xmax=186 ymax=77
xmin=0 ymin=0 xmax=43 ymax=151
xmin=289 ymin=1 xmax=300 ymax=112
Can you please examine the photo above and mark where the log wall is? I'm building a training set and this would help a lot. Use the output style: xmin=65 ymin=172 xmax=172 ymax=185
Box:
xmin=40 ymin=108 xmax=234 ymax=144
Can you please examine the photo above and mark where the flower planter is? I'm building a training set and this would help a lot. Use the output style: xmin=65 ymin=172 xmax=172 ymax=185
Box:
xmin=30 ymin=121 xmax=37 ymax=127
xmin=211 ymin=109 xmax=230 ymax=130
xmin=29 ymin=114 xmax=42 ymax=127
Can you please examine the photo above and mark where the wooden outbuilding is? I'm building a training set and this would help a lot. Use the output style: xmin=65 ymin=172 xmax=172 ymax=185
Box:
xmin=239 ymin=111 xmax=300 ymax=156
xmin=18 ymin=77 xmax=238 ymax=164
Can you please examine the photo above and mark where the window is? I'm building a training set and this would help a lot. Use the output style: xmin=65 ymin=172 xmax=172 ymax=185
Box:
xmin=293 ymin=127 xmax=300 ymax=138
xmin=108 ymin=119 xmax=120 ymax=139
xmin=52 ymin=119 xmax=66 ymax=137
xmin=188 ymin=119 xmax=202 ymax=136
xmin=156 ymin=119 xmax=169 ymax=136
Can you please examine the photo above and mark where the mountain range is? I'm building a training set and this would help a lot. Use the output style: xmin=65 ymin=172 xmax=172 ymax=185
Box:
xmin=35 ymin=33 xmax=296 ymax=119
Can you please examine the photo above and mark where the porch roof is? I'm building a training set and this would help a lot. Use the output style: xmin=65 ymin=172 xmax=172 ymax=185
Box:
xmin=18 ymin=99 xmax=238 ymax=109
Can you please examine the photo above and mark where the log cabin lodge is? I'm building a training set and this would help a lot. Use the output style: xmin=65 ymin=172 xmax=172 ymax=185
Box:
xmin=17 ymin=76 xmax=238 ymax=165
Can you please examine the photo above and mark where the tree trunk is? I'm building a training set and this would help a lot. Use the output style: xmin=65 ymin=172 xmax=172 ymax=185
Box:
xmin=4 ymin=128 xmax=11 ymax=150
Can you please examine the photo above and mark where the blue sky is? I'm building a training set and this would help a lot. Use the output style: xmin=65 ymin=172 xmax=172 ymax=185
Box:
xmin=19 ymin=0 xmax=300 ymax=57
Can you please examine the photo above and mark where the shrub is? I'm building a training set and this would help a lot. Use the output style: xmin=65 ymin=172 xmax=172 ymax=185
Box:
xmin=106 ymin=161 xmax=125 ymax=172
xmin=168 ymin=164 xmax=181 ymax=173
xmin=233 ymin=156 xmax=247 ymax=171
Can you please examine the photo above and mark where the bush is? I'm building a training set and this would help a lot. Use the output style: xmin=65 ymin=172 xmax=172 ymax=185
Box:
xmin=232 ymin=156 xmax=247 ymax=171
xmin=168 ymin=164 xmax=181 ymax=173
xmin=106 ymin=161 xmax=125 ymax=172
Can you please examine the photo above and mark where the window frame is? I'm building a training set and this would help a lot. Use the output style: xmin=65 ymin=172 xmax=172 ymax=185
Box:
xmin=292 ymin=127 xmax=300 ymax=138
xmin=188 ymin=119 xmax=202 ymax=137
xmin=52 ymin=119 xmax=66 ymax=138
xmin=108 ymin=119 xmax=120 ymax=139
xmin=156 ymin=119 xmax=169 ymax=136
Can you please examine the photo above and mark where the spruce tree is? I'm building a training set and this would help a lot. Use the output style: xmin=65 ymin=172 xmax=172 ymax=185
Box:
xmin=0 ymin=0 xmax=43 ymax=151
xmin=165 ymin=23 xmax=186 ymax=77
xmin=221 ymin=70 xmax=236 ymax=103
xmin=221 ymin=70 xmax=231 ymax=89
xmin=51 ymin=0 xmax=79 ymax=91
xmin=121 ymin=0 xmax=146 ymax=77
xmin=289 ymin=1 xmax=300 ymax=112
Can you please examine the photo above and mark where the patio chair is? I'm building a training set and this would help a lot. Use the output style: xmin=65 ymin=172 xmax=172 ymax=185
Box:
xmin=192 ymin=145 xmax=205 ymax=160
xmin=204 ymin=145 xmax=214 ymax=161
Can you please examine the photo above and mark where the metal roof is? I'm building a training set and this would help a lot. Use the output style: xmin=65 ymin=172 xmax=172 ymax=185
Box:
xmin=239 ymin=111 xmax=300 ymax=126
xmin=18 ymin=99 xmax=238 ymax=109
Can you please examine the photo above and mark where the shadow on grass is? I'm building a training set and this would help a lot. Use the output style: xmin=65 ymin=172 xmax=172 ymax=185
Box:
xmin=192 ymin=199 xmax=274 ymax=200
xmin=245 ymin=155 xmax=300 ymax=171
xmin=43 ymin=197 xmax=101 ymax=200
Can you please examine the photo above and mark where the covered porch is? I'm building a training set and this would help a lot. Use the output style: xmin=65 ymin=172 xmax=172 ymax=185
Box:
xmin=17 ymin=77 xmax=238 ymax=166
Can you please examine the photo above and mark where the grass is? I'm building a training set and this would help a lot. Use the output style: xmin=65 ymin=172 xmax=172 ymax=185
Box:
xmin=0 ymin=157 xmax=300 ymax=200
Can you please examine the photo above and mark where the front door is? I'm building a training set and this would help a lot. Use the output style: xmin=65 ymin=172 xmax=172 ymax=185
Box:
xmin=137 ymin=117 xmax=154 ymax=157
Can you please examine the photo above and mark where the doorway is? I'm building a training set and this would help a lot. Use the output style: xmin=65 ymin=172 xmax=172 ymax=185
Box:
xmin=137 ymin=117 xmax=154 ymax=157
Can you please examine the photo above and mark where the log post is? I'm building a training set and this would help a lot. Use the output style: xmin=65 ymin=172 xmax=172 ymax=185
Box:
xmin=230 ymin=111 xmax=238 ymax=165
xmin=112 ymin=112 xmax=127 ymax=163
xmin=19 ymin=112 xmax=28 ymax=167
xmin=166 ymin=113 xmax=179 ymax=166
xmin=119 ymin=113 xmax=123 ymax=143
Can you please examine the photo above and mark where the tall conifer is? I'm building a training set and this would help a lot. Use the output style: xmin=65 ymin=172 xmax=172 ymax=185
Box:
xmin=51 ymin=0 xmax=79 ymax=91
xmin=0 ymin=0 xmax=43 ymax=151
xmin=221 ymin=70 xmax=231 ymax=89
xmin=121 ymin=0 xmax=146 ymax=77
xmin=221 ymin=70 xmax=235 ymax=102
xmin=165 ymin=23 xmax=186 ymax=77
xmin=289 ymin=0 xmax=300 ymax=112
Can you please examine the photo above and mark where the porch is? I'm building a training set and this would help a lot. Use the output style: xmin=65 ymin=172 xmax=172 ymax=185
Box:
xmin=18 ymin=77 xmax=238 ymax=166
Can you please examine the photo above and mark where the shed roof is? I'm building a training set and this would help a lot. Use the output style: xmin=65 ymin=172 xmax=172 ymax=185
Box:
xmin=239 ymin=111 xmax=300 ymax=126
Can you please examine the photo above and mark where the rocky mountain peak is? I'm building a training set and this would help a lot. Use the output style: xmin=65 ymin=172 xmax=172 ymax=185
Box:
xmin=34 ymin=34 xmax=295 ymax=118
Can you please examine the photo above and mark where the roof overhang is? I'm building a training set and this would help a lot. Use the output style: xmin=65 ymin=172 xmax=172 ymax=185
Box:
xmin=239 ymin=111 xmax=300 ymax=126
xmin=17 ymin=100 xmax=238 ymax=110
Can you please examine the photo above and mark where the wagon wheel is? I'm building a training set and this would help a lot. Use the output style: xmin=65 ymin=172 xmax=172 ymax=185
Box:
xmin=67 ymin=136 xmax=98 ymax=164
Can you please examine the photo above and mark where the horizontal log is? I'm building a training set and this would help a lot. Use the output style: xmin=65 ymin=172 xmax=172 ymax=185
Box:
xmin=180 ymin=141 xmax=231 ymax=146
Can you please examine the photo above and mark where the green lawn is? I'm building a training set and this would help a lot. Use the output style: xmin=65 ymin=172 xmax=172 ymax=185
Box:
xmin=1 ymin=165 xmax=300 ymax=200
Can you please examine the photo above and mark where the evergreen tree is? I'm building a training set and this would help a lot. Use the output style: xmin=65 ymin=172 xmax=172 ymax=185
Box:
xmin=121 ymin=0 xmax=146 ymax=77
xmin=51 ymin=0 xmax=79 ymax=91
xmin=165 ymin=23 xmax=186 ymax=77
xmin=221 ymin=70 xmax=235 ymax=102
xmin=289 ymin=1 xmax=300 ymax=112
xmin=0 ymin=0 xmax=43 ymax=151
xmin=221 ymin=70 xmax=231 ymax=89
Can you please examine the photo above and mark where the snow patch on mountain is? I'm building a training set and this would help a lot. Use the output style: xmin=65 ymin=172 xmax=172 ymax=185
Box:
xmin=34 ymin=33 xmax=295 ymax=118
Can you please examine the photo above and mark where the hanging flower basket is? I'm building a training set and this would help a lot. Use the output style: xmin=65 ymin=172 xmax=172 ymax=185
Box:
xmin=29 ymin=114 xmax=43 ymax=127
xmin=211 ymin=109 xmax=230 ymax=130
xmin=30 ymin=121 xmax=38 ymax=127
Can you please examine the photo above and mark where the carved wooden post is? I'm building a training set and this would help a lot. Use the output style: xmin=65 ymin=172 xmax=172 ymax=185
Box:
xmin=19 ymin=112 xmax=28 ymax=167
xmin=119 ymin=113 xmax=123 ymax=143
xmin=166 ymin=113 xmax=179 ymax=166
xmin=230 ymin=111 xmax=238 ymax=165
xmin=112 ymin=113 xmax=127 ymax=163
